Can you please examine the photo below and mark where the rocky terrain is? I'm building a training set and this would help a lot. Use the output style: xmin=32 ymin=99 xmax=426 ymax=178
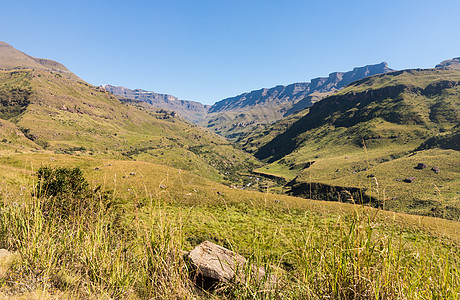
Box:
xmin=102 ymin=84 xmax=209 ymax=123
xmin=201 ymin=62 xmax=393 ymax=141
xmin=436 ymin=57 xmax=460 ymax=70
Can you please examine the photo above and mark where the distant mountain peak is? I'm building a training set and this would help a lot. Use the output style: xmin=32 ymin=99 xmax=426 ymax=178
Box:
xmin=208 ymin=62 xmax=393 ymax=114
xmin=102 ymin=84 xmax=209 ymax=123
xmin=0 ymin=41 xmax=79 ymax=80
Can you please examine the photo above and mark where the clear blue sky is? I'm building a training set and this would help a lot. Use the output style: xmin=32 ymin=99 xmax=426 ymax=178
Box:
xmin=1 ymin=0 xmax=459 ymax=104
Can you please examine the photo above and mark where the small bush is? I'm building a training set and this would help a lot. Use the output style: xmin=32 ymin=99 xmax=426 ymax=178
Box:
xmin=35 ymin=166 xmax=94 ymax=219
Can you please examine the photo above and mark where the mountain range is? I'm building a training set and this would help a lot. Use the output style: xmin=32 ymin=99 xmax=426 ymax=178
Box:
xmin=107 ymin=62 xmax=393 ymax=141
xmin=102 ymin=84 xmax=209 ymax=123
xmin=0 ymin=41 xmax=458 ymax=299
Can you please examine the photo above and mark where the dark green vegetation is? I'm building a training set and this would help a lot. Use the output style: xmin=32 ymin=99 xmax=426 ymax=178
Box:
xmin=252 ymin=69 xmax=460 ymax=219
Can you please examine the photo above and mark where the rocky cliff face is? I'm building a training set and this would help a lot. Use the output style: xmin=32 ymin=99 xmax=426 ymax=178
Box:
xmin=209 ymin=62 xmax=392 ymax=114
xmin=102 ymin=84 xmax=209 ymax=123
xmin=202 ymin=62 xmax=393 ymax=141
xmin=436 ymin=57 xmax=460 ymax=70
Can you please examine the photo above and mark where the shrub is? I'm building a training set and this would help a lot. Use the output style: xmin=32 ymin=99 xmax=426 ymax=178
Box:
xmin=35 ymin=166 xmax=93 ymax=219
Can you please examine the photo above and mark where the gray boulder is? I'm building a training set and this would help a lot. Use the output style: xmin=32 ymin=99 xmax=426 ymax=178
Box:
xmin=187 ymin=241 xmax=275 ymax=289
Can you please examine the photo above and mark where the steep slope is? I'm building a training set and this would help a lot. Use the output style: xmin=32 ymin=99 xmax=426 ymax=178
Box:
xmin=102 ymin=84 xmax=209 ymax=123
xmin=0 ymin=41 xmax=79 ymax=80
xmin=0 ymin=43 xmax=261 ymax=184
xmin=238 ymin=108 xmax=310 ymax=153
xmin=254 ymin=68 xmax=460 ymax=219
xmin=202 ymin=63 xmax=393 ymax=141
xmin=0 ymin=69 xmax=259 ymax=183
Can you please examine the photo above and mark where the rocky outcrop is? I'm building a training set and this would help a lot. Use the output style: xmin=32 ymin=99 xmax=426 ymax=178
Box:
xmin=435 ymin=57 xmax=460 ymax=70
xmin=0 ymin=249 xmax=15 ymax=278
xmin=102 ymin=84 xmax=209 ymax=123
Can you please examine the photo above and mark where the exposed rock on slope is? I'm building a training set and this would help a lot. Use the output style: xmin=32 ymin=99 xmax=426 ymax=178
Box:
xmin=102 ymin=84 xmax=209 ymax=123
xmin=436 ymin=57 xmax=460 ymax=70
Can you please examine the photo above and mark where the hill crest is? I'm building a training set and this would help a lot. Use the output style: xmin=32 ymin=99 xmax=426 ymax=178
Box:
xmin=0 ymin=41 xmax=79 ymax=80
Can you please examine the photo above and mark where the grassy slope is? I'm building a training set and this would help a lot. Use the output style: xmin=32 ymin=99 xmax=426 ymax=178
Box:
xmin=0 ymin=41 xmax=79 ymax=80
xmin=0 ymin=69 xmax=260 ymax=184
xmin=253 ymin=69 xmax=460 ymax=219
xmin=237 ymin=108 xmax=310 ymax=153
xmin=0 ymin=152 xmax=458 ymax=298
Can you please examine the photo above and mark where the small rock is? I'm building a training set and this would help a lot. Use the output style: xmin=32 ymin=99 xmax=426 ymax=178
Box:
xmin=216 ymin=191 xmax=222 ymax=196
xmin=431 ymin=166 xmax=440 ymax=174
xmin=344 ymin=156 xmax=350 ymax=159
xmin=367 ymin=174 xmax=375 ymax=178
xmin=94 ymin=167 xmax=100 ymax=171
xmin=415 ymin=163 xmax=427 ymax=169
xmin=274 ymin=200 xmax=280 ymax=203
xmin=403 ymin=177 xmax=416 ymax=183
xmin=130 ymin=172 xmax=136 ymax=176
xmin=160 ymin=184 xmax=166 ymax=189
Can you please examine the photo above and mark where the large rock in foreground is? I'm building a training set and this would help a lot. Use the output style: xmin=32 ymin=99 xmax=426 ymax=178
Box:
xmin=0 ymin=249 xmax=15 ymax=278
xmin=187 ymin=241 xmax=275 ymax=289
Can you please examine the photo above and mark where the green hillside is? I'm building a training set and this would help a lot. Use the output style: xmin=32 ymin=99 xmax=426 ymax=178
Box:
xmin=254 ymin=69 xmax=460 ymax=219
xmin=0 ymin=69 xmax=260 ymax=185
xmin=0 ymin=41 xmax=79 ymax=80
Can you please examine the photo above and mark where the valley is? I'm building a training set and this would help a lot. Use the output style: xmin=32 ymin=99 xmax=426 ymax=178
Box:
xmin=0 ymin=41 xmax=458 ymax=299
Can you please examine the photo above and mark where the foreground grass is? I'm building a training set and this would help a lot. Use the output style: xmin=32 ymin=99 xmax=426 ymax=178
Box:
xmin=0 ymin=161 xmax=458 ymax=298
